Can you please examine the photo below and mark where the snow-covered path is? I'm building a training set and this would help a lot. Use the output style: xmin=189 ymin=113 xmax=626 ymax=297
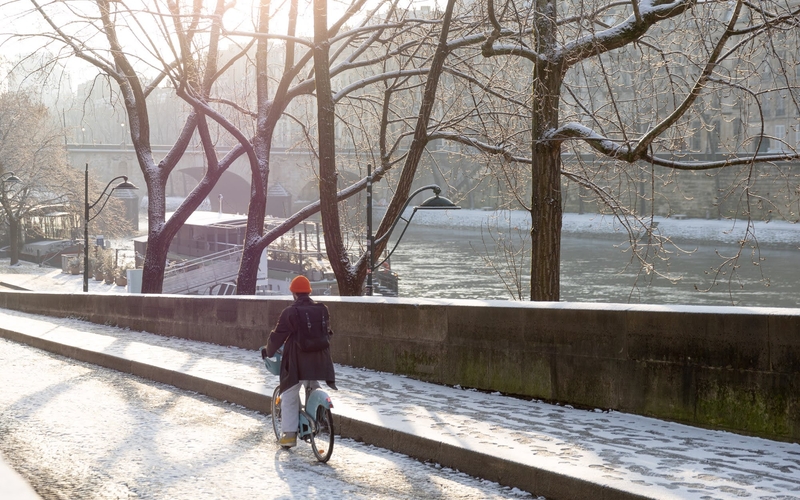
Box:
xmin=0 ymin=337 xmax=531 ymax=499
xmin=0 ymin=309 xmax=798 ymax=499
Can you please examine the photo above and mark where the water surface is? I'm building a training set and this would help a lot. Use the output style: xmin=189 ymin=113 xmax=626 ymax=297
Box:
xmin=387 ymin=225 xmax=800 ymax=308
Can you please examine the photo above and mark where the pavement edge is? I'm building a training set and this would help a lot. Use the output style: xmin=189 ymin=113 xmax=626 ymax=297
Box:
xmin=1 ymin=326 xmax=654 ymax=500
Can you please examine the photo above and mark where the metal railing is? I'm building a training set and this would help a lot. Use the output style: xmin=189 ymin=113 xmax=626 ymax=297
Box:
xmin=162 ymin=246 xmax=242 ymax=295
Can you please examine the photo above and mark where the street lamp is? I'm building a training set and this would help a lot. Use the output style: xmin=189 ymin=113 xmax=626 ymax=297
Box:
xmin=2 ymin=172 xmax=22 ymax=185
xmin=83 ymin=162 xmax=138 ymax=292
xmin=365 ymin=164 xmax=459 ymax=296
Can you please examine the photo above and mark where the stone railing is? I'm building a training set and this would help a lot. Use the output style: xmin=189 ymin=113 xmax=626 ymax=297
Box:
xmin=0 ymin=291 xmax=796 ymax=441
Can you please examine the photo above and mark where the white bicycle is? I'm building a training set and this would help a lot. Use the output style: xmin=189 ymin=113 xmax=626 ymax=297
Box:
xmin=260 ymin=347 xmax=335 ymax=462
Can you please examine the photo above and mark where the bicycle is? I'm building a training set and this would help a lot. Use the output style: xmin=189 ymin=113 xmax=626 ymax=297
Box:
xmin=260 ymin=347 xmax=335 ymax=463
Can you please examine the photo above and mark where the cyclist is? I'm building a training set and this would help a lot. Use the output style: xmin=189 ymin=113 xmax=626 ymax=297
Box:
xmin=264 ymin=275 xmax=337 ymax=448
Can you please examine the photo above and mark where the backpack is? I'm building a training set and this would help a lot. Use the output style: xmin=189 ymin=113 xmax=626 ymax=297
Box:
xmin=293 ymin=303 xmax=330 ymax=352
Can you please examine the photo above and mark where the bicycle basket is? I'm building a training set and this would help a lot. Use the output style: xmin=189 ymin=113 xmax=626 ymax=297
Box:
xmin=263 ymin=350 xmax=282 ymax=376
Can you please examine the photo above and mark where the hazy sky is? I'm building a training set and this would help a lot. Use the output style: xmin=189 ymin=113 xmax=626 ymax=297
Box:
xmin=0 ymin=0 xmax=401 ymax=91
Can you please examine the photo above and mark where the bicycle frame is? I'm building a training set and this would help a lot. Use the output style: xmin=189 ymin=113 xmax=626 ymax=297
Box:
xmin=262 ymin=347 xmax=336 ymax=462
xmin=298 ymin=385 xmax=334 ymax=440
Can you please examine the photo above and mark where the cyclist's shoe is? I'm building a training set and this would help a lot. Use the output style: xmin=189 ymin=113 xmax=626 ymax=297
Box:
xmin=279 ymin=432 xmax=297 ymax=448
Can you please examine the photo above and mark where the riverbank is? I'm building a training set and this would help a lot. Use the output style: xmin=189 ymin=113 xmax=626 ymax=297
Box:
xmin=406 ymin=209 xmax=800 ymax=248
xmin=2 ymin=210 xmax=798 ymax=303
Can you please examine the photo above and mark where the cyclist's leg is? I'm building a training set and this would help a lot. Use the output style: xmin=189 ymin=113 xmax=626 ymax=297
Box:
xmin=280 ymin=383 xmax=302 ymax=435
xmin=306 ymin=380 xmax=321 ymax=394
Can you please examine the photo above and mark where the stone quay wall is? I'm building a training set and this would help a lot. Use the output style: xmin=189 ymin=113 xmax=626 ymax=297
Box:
xmin=0 ymin=291 xmax=797 ymax=441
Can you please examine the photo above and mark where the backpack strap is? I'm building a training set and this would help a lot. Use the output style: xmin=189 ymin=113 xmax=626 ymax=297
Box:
xmin=293 ymin=305 xmax=312 ymax=333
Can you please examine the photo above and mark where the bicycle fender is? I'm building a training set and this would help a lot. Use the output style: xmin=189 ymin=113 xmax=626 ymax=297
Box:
xmin=298 ymin=410 xmax=315 ymax=438
xmin=306 ymin=388 xmax=333 ymax=414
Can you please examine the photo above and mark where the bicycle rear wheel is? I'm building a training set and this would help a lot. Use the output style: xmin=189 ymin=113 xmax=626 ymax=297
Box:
xmin=271 ymin=386 xmax=282 ymax=441
xmin=311 ymin=407 xmax=334 ymax=463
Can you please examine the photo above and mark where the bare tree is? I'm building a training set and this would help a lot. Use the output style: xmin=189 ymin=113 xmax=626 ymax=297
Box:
xmin=204 ymin=0 xmax=374 ymax=294
xmin=0 ymin=91 xmax=83 ymax=264
xmin=18 ymin=0 xmax=255 ymax=292
xmin=281 ymin=0 xmax=464 ymax=295
xmin=218 ymin=0 xmax=461 ymax=295
xmin=450 ymin=0 xmax=800 ymax=301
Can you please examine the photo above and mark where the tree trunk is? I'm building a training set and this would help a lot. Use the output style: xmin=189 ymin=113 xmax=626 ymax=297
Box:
xmin=529 ymin=1 xmax=563 ymax=302
xmin=141 ymin=178 xmax=169 ymax=294
xmin=141 ymin=231 xmax=169 ymax=294
xmin=236 ymin=0 xmax=271 ymax=296
xmin=237 ymin=161 xmax=267 ymax=295
xmin=236 ymin=144 xmax=267 ymax=294
xmin=8 ymin=218 xmax=19 ymax=266
xmin=313 ymin=0 xmax=361 ymax=296
xmin=529 ymin=127 xmax=563 ymax=301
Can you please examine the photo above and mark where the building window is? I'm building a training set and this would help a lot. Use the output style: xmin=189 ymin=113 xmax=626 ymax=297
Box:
xmin=773 ymin=125 xmax=786 ymax=152
xmin=761 ymin=96 xmax=772 ymax=118
xmin=691 ymin=120 xmax=702 ymax=151
xmin=776 ymin=94 xmax=786 ymax=116
xmin=761 ymin=63 xmax=772 ymax=82
xmin=733 ymin=119 xmax=742 ymax=142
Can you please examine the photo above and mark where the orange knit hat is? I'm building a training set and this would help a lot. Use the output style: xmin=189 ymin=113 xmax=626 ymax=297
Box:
xmin=289 ymin=275 xmax=312 ymax=294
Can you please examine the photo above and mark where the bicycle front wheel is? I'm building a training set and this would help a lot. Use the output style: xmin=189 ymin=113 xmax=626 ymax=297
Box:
xmin=271 ymin=386 xmax=282 ymax=441
xmin=311 ymin=407 xmax=334 ymax=463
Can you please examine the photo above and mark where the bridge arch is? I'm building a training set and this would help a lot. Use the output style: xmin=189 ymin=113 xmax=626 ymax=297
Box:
xmin=173 ymin=168 xmax=251 ymax=214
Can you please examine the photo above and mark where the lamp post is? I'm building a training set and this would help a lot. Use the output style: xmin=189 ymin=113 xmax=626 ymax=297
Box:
xmin=0 ymin=172 xmax=21 ymax=189
xmin=365 ymin=164 xmax=459 ymax=296
xmin=83 ymin=162 xmax=138 ymax=292
xmin=0 ymin=172 xmax=22 ymax=265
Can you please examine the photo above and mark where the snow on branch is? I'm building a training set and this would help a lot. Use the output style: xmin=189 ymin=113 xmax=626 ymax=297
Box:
xmin=557 ymin=1 xmax=631 ymax=26
xmin=547 ymin=123 xmax=629 ymax=159
xmin=562 ymin=0 xmax=694 ymax=63
xmin=482 ymin=43 xmax=541 ymax=62
xmin=642 ymin=152 xmax=800 ymax=171
xmin=333 ymin=68 xmax=430 ymax=102
xmin=428 ymin=132 xmax=532 ymax=164
xmin=549 ymin=124 xmax=800 ymax=171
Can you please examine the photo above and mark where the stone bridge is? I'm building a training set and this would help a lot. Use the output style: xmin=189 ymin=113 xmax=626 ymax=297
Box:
xmin=66 ymin=144 xmax=474 ymax=216
xmin=68 ymin=144 xmax=793 ymax=220
xmin=66 ymin=144 xmax=326 ymax=216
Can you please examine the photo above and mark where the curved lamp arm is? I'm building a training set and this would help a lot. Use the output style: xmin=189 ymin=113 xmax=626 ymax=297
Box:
xmin=0 ymin=172 xmax=21 ymax=184
xmin=87 ymin=175 xmax=131 ymax=222
xmin=83 ymin=162 xmax=138 ymax=292
xmin=0 ymin=172 xmax=22 ymax=201
xmin=372 ymin=184 xmax=442 ymax=270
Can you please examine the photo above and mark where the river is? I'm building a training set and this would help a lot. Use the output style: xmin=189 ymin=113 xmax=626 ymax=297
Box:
xmin=387 ymin=224 xmax=800 ymax=308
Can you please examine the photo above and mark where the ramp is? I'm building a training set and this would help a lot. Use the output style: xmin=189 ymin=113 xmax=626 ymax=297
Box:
xmin=162 ymin=246 xmax=241 ymax=294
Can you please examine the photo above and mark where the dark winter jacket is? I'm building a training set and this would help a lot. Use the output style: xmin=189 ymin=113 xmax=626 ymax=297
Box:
xmin=265 ymin=294 xmax=337 ymax=393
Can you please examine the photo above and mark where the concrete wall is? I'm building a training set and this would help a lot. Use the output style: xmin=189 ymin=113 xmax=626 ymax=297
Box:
xmin=0 ymin=291 xmax=797 ymax=441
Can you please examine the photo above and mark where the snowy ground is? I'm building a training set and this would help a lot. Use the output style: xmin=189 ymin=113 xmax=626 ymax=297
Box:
xmin=0 ymin=258 xmax=131 ymax=294
xmin=0 ymin=308 xmax=798 ymax=499
xmin=0 ymin=337 xmax=533 ymax=500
